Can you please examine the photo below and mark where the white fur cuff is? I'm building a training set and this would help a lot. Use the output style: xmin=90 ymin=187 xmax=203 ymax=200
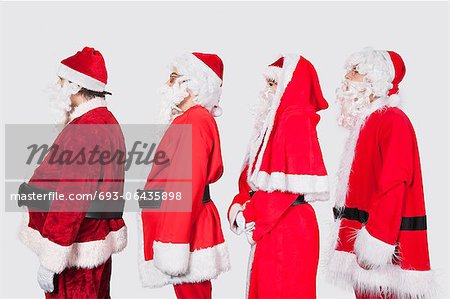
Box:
xmin=304 ymin=192 xmax=329 ymax=202
xmin=153 ymin=241 xmax=190 ymax=276
xmin=38 ymin=239 xmax=72 ymax=273
xmin=354 ymin=227 xmax=396 ymax=268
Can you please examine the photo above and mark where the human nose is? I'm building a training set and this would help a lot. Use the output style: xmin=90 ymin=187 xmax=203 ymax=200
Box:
xmin=345 ymin=71 xmax=353 ymax=80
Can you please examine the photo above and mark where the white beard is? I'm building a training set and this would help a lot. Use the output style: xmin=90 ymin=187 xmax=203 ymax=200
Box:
xmin=336 ymin=80 xmax=373 ymax=129
xmin=48 ymin=82 xmax=76 ymax=126
xmin=159 ymin=78 xmax=190 ymax=124
xmin=251 ymin=87 xmax=275 ymax=140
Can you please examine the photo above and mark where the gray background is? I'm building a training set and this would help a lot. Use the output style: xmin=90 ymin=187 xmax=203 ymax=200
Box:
xmin=1 ymin=1 xmax=449 ymax=298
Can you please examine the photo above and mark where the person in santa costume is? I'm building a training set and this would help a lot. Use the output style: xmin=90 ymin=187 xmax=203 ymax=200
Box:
xmin=18 ymin=47 xmax=127 ymax=298
xmin=327 ymin=47 xmax=436 ymax=299
xmin=137 ymin=52 xmax=230 ymax=299
xmin=228 ymin=54 xmax=329 ymax=298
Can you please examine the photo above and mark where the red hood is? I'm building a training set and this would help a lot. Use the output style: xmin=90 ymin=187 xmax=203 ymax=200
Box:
xmin=245 ymin=55 xmax=329 ymax=200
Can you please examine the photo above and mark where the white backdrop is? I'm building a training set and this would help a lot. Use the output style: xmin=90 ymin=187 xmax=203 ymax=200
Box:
xmin=1 ymin=2 xmax=449 ymax=298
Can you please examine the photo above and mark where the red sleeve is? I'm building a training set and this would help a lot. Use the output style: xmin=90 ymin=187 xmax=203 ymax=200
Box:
xmin=227 ymin=164 xmax=255 ymax=233
xmin=40 ymin=125 xmax=104 ymax=273
xmin=354 ymin=110 xmax=414 ymax=268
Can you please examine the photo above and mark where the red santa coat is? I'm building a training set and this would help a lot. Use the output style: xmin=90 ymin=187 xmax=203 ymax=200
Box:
xmin=328 ymin=97 xmax=435 ymax=298
xmin=228 ymin=55 xmax=328 ymax=298
xmin=138 ymin=105 xmax=230 ymax=288
xmin=19 ymin=98 xmax=127 ymax=274
xmin=229 ymin=55 xmax=329 ymax=240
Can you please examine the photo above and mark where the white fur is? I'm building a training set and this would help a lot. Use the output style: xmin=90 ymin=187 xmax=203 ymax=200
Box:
xmin=381 ymin=51 xmax=395 ymax=81
xmin=354 ymin=227 xmax=396 ymax=268
xmin=57 ymin=63 xmax=106 ymax=92
xmin=304 ymin=192 xmax=330 ymax=202
xmin=228 ymin=203 xmax=244 ymax=235
xmin=246 ymin=244 xmax=256 ymax=299
xmin=137 ymin=210 xmax=230 ymax=288
xmin=263 ymin=66 xmax=282 ymax=82
xmin=252 ymin=171 xmax=329 ymax=196
xmin=69 ymin=97 xmax=107 ymax=122
xmin=335 ymin=95 xmax=401 ymax=207
xmin=19 ymin=211 xmax=127 ymax=273
xmin=327 ymin=250 xmax=437 ymax=299
xmin=345 ymin=47 xmax=393 ymax=98
xmin=153 ymin=241 xmax=190 ymax=276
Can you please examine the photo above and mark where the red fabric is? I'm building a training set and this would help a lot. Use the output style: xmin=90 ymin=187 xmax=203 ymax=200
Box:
xmin=46 ymin=258 xmax=112 ymax=299
xmin=26 ymin=107 xmax=126 ymax=252
xmin=355 ymin=290 xmax=397 ymax=299
xmin=255 ymin=56 xmax=328 ymax=182
xmin=269 ymin=57 xmax=284 ymax=68
xmin=61 ymin=47 xmax=108 ymax=84
xmin=243 ymin=190 xmax=297 ymax=242
xmin=142 ymin=105 xmax=225 ymax=257
xmin=173 ymin=280 xmax=212 ymax=299
xmin=387 ymin=51 xmax=406 ymax=96
xmin=336 ymin=107 xmax=431 ymax=271
xmin=192 ymin=52 xmax=224 ymax=82
xmin=248 ymin=203 xmax=319 ymax=299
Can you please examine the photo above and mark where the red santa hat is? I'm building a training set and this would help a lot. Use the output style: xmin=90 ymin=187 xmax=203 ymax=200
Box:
xmin=382 ymin=50 xmax=406 ymax=96
xmin=57 ymin=47 xmax=108 ymax=92
xmin=246 ymin=54 xmax=329 ymax=202
xmin=170 ymin=52 xmax=224 ymax=117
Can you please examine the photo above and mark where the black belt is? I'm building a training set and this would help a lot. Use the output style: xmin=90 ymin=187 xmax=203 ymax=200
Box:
xmin=333 ymin=206 xmax=427 ymax=231
xmin=202 ymin=185 xmax=211 ymax=204
xmin=292 ymin=195 xmax=306 ymax=206
xmin=138 ymin=185 xmax=211 ymax=209
xmin=249 ymin=191 xmax=306 ymax=206
xmin=17 ymin=182 xmax=124 ymax=219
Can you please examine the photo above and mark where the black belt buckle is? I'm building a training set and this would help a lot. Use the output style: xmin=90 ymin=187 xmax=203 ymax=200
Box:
xmin=137 ymin=189 xmax=164 ymax=209
xmin=85 ymin=198 xmax=125 ymax=219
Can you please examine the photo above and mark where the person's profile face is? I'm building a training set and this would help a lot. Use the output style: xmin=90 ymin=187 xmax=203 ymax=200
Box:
xmin=266 ymin=78 xmax=277 ymax=93
xmin=57 ymin=76 xmax=67 ymax=87
xmin=345 ymin=65 xmax=365 ymax=82
xmin=168 ymin=72 xmax=180 ymax=87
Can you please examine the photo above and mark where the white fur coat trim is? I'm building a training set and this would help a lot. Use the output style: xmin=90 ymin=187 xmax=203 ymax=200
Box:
xmin=246 ymin=244 xmax=257 ymax=299
xmin=19 ymin=212 xmax=127 ymax=273
xmin=69 ymin=97 xmax=107 ymax=122
xmin=153 ymin=241 xmax=190 ymax=276
xmin=327 ymin=250 xmax=437 ymax=299
xmin=137 ymin=210 xmax=230 ymax=288
xmin=252 ymin=171 xmax=329 ymax=200
xmin=139 ymin=243 xmax=231 ymax=288
xmin=354 ymin=227 xmax=396 ymax=268
xmin=335 ymin=94 xmax=401 ymax=207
